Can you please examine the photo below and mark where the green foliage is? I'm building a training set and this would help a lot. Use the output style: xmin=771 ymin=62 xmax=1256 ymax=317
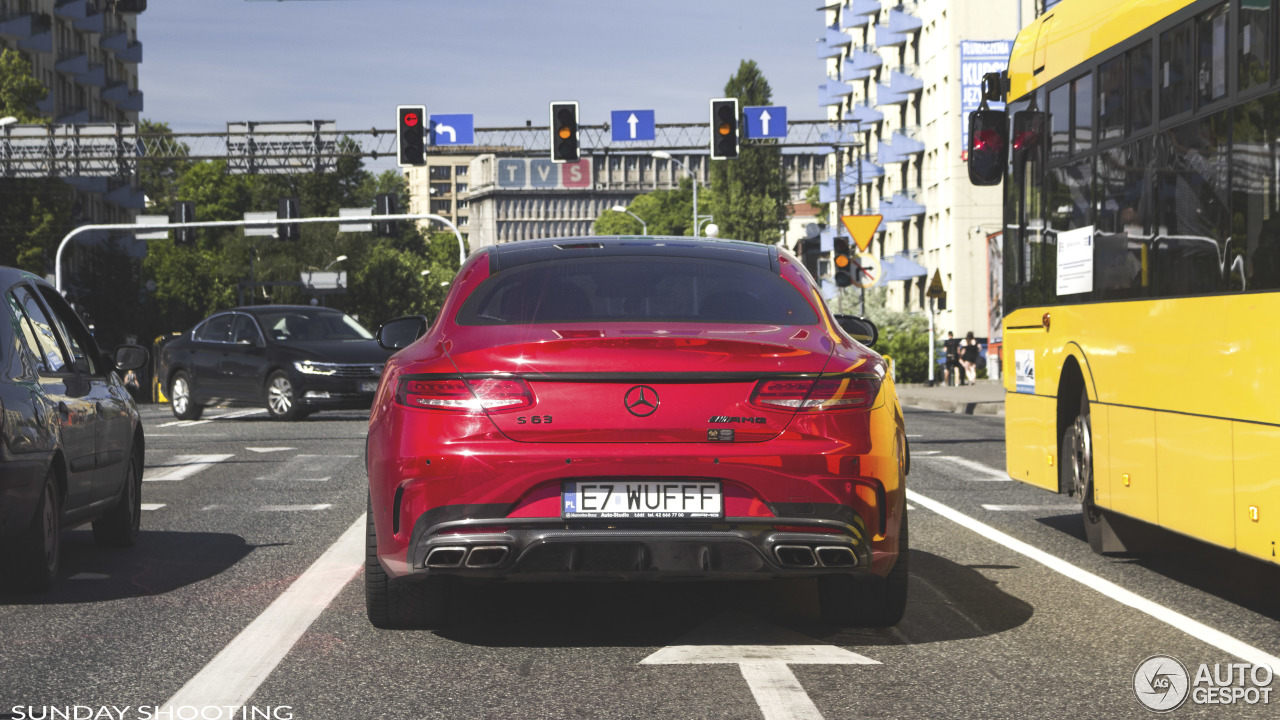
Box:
xmin=594 ymin=178 xmax=709 ymax=237
xmin=0 ymin=48 xmax=46 ymax=122
xmin=708 ymin=60 xmax=790 ymax=244
xmin=837 ymin=287 xmax=930 ymax=383
xmin=804 ymin=185 xmax=828 ymax=218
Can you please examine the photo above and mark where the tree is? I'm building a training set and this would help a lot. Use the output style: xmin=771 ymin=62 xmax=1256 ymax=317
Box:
xmin=708 ymin=60 xmax=791 ymax=244
xmin=0 ymin=48 xmax=46 ymax=122
xmin=845 ymin=287 xmax=930 ymax=383
xmin=594 ymin=178 xmax=710 ymax=237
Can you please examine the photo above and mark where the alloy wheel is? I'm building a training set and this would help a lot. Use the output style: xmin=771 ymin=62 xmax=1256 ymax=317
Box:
xmin=269 ymin=376 xmax=294 ymax=415
xmin=172 ymin=377 xmax=189 ymax=414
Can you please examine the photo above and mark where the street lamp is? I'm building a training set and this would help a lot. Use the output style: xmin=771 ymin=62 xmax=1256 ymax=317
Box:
xmin=324 ymin=254 xmax=348 ymax=271
xmin=651 ymin=151 xmax=708 ymax=237
xmin=0 ymin=116 xmax=18 ymax=128
xmin=609 ymin=204 xmax=647 ymax=235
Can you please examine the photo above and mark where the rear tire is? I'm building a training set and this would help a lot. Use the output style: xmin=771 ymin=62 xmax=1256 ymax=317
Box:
xmin=365 ymin=496 xmax=449 ymax=629
xmin=819 ymin=509 xmax=909 ymax=627
xmin=169 ymin=371 xmax=203 ymax=420
xmin=10 ymin=470 xmax=61 ymax=592
xmin=92 ymin=446 xmax=142 ymax=547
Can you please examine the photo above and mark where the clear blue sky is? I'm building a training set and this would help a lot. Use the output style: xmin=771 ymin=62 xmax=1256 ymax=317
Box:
xmin=140 ymin=1 xmax=824 ymax=134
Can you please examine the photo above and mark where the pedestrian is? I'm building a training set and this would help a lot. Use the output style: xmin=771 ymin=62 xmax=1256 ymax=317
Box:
xmin=960 ymin=331 xmax=980 ymax=385
xmin=942 ymin=331 xmax=961 ymax=386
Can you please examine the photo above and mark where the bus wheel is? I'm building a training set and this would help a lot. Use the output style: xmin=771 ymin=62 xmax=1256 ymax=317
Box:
xmin=1060 ymin=391 xmax=1105 ymax=553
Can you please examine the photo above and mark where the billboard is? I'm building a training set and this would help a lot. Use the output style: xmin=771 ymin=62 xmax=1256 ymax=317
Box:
xmin=960 ymin=40 xmax=1013 ymax=154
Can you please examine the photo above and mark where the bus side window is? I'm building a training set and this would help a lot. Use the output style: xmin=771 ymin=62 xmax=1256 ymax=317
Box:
xmin=1238 ymin=0 xmax=1272 ymax=91
xmin=1231 ymin=92 xmax=1280 ymax=291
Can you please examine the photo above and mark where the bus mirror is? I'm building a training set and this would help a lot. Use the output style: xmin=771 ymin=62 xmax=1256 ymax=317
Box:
xmin=968 ymin=109 xmax=1007 ymax=186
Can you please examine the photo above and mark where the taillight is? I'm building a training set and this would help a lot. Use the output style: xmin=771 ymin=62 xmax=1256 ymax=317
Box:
xmin=749 ymin=376 xmax=881 ymax=412
xmin=396 ymin=377 xmax=534 ymax=412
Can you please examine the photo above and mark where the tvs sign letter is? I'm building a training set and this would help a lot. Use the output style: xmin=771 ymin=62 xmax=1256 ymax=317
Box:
xmin=497 ymin=158 xmax=591 ymax=190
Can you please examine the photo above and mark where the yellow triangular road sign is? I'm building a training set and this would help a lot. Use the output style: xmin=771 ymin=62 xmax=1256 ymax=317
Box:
xmin=926 ymin=269 xmax=945 ymax=298
xmin=841 ymin=215 xmax=882 ymax=253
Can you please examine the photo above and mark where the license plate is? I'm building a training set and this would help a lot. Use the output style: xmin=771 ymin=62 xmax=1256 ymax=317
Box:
xmin=359 ymin=380 xmax=378 ymax=393
xmin=562 ymin=481 xmax=722 ymax=519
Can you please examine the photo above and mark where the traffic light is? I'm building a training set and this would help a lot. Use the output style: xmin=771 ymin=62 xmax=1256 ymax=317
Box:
xmin=709 ymin=98 xmax=740 ymax=160
xmin=174 ymin=201 xmax=196 ymax=246
xmin=550 ymin=101 xmax=579 ymax=163
xmin=833 ymin=236 xmax=853 ymax=287
xmin=277 ymin=197 xmax=300 ymax=241
xmin=397 ymin=105 xmax=426 ymax=167
xmin=374 ymin=193 xmax=399 ymax=237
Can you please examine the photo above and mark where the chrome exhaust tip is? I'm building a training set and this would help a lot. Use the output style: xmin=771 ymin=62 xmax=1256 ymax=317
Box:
xmin=465 ymin=545 xmax=510 ymax=568
xmin=425 ymin=546 xmax=467 ymax=567
xmin=816 ymin=546 xmax=857 ymax=567
xmin=775 ymin=545 xmax=818 ymax=567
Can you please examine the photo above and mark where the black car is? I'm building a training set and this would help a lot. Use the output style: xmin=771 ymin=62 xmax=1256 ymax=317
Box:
xmin=0 ymin=267 xmax=148 ymax=591
xmin=158 ymin=305 xmax=391 ymax=421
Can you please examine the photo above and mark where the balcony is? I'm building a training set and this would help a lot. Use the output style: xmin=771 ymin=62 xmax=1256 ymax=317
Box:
xmin=54 ymin=1 xmax=106 ymax=33
xmin=873 ymin=24 xmax=906 ymax=48
xmin=57 ymin=106 xmax=90 ymax=124
xmin=875 ymin=82 xmax=908 ymax=107
xmin=55 ymin=51 xmax=89 ymax=75
xmin=846 ymin=0 xmax=882 ymax=17
xmin=102 ymin=31 xmax=143 ymax=63
xmin=878 ymin=129 xmax=926 ymax=164
xmin=887 ymin=7 xmax=923 ymax=35
xmin=825 ymin=25 xmax=852 ymax=49
xmin=818 ymin=157 xmax=885 ymax=203
xmin=845 ymin=103 xmax=884 ymax=126
xmin=879 ymin=191 xmax=926 ymax=222
xmin=102 ymin=83 xmax=143 ymax=112
xmin=856 ymin=156 xmax=885 ymax=184
xmin=844 ymin=46 xmax=882 ymax=80
xmin=840 ymin=10 xmax=871 ymax=29
xmin=818 ymin=78 xmax=853 ymax=107
xmin=78 ymin=64 xmax=108 ymax=88
xmin=816 ymin=37 xmax=841 ymax=60
xmin=0 ymin=13 xmax=35 ymax=39
xmin=19 ymin=26 xmax=52 ymax=53
xmin=36 ymin=95 xmax=55 ymax=116
xmin=888 ymin=66 xmax=924 ymax=95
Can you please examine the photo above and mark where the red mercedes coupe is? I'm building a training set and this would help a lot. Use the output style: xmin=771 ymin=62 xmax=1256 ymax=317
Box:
xmin=365 ymin=237 xmax=908 ymax=628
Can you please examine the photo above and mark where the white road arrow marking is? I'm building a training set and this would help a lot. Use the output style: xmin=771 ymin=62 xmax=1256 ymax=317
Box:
xmin=436 ymin=123 xmax=456 ymax=142
xmin=641 ymin=612 xmax=878 ymax=720
xmin=627 ymin=112 xmax=639 ymax=139
xmin=759 ymin=109 xmax=772 ymax=136
xmin=245 ymin=447 xmax=295 ymax=453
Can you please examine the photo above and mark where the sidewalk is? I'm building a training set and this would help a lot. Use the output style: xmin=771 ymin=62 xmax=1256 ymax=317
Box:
xmin=893 ymin=379 xmax=1005 ymax=416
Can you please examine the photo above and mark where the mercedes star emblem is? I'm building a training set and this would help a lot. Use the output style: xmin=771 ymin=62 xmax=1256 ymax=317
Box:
xmin=623 ymin=385 xmax=659 ymax=417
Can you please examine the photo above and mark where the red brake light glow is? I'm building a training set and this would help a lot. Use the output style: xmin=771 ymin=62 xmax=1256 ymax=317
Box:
xmin=397 ymin=377 xmax=534 ymax=413
xmin=749 ymin=376 xmax=881 ymax=412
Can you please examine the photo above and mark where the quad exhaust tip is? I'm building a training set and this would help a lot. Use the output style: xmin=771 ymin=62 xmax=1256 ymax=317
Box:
xmin=465 ymin=545 xmax=510 ymax=568
xmin=775 ymin=545 xmax=818 ymax=567
xmin=425 ymin=546 xmax=467 ymax=567
xmin=816 ymin=546 xmax=857 ymax=567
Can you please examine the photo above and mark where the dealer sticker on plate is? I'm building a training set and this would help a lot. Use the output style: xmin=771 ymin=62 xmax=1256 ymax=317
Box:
xmin=562 ymin=481 xmax=723 ymax=519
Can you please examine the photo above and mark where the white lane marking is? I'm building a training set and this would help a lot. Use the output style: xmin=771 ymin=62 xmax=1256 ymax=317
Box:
xmin=246 ymin=447 xmax=296 ymax=453
xmin=295 ymin=454 xmax=358 ymax=458
xmin=906 ymin=434 xmax=923 ymax=438
xmin=918 ymin=455 xmax=1010 ymax=481
xmin=906 ymin=504 xmax=916 ymax=511
xmin=160 ymin=514 xmax=365 ymax=713
xmin=212 ymin=408 xmax=268 ymax=420
xmin=907 ymin=489 xmax=1280 ymax=669
xmin=257 ymin=504 xmax=332 ymax=512
xmin=295 ymin=477 xmax=331 ymax=483
xmin=912 ymin=450 xmax=942 ymax=456
xmin=200 ymin=505 xmax=228 ymax=511
xmin=981 ymin=504 xmax=1078 ymax=512
xmin=642 ymin=613 xmax=878 ymax=720
xmin=141 ymin=503 xmax=166 ymax=511
xmin=147 ymin=434 xmax=228 ymax=438
xmin=143 ymin=454 xmax=234 ymax=482
xmin=156 ymin=419 xmax=212 ymax=428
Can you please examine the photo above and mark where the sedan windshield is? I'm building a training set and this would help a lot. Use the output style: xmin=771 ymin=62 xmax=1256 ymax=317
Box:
xmin=256 ymin=309 xmax=374 ymax=342
xmin=456 ymin=257 xmax=819 ymax=325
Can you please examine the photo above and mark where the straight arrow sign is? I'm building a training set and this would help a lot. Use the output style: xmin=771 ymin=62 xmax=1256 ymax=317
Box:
xmin=610 ymin=109 xmax=655 ymax=142
xmin=641 ymin=612 xmax=879 ymax=720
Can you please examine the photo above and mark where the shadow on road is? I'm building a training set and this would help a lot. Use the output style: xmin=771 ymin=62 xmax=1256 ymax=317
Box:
xmin=433 ymin=550 xmax=1033 ymax=650
xmin=0 ymin=530 xmax=256 ymax=605
xmin=1037 ymin=513 xmax=1280 ymax=620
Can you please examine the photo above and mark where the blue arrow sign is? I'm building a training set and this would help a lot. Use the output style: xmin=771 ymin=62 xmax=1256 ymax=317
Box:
xmin=430 ymin=113 xmax=474 ymax=146
xmin=744 ymin=106 xmax=787 ymax=139
xmin=610 ymin=109 xmax=655 ymax=142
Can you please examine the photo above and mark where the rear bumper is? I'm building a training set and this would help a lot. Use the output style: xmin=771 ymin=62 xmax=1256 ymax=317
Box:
xmin=401 ymin=515 xmax=873 ymax=582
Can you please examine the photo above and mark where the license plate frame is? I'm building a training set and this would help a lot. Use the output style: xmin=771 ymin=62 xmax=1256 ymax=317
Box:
xmin=561 ymin=480 xmax=723 ymax=520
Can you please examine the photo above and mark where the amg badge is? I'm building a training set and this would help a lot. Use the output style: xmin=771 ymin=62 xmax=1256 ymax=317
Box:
xmin=708 ymin=416 xmax=766 ymax=424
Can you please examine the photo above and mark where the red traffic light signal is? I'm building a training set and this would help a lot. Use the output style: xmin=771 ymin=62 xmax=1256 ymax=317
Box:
xmin=397 ymin=105 xmax=426 ymax=167
xmin=550 ymin=101 xmax=580 ymax=163
xmin=709 ymin=98 xmax=739 ymax=160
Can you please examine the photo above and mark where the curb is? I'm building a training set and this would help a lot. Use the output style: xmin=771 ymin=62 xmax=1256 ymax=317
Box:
xmin=901 ymin=399 xmax=1004 ymax=417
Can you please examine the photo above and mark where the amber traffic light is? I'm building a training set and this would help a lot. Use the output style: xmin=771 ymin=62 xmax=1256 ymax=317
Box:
xmin=550 ymin=101 xmax=580 ymax=163
xmin=709 ymin=98 xmax=739 ymax=160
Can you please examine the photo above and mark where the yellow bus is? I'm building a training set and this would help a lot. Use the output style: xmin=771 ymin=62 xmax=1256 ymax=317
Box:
xmin=968 ymin=0 xmax=1278 ymax=564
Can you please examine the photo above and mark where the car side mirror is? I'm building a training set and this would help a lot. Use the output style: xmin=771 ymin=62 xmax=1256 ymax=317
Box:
xmin=377 ymin=315 xmax=430 ymax=351
xmin=113 ymin=344 xmax=149 ymax=372
xmin=834 ymin=314 xmax=878 ymax=348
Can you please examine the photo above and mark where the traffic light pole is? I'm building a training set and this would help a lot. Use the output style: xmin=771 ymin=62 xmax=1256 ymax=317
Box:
xmin=54 ymin=212 xmax=467 ymax=293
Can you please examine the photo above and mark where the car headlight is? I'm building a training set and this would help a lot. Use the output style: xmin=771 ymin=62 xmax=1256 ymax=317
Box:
xmin=294 ymin=360 xmax=336 ymax=375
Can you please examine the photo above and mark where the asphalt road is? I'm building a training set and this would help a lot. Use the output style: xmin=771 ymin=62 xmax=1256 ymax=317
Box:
xmin=3 ymin=403 xmax=1279 ymax=719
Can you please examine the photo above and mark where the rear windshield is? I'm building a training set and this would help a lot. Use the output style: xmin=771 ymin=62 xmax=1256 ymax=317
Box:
xmin=456 ymin=257 xmax=819 ymax=325
xmin=256 ymin=309 xmax=374 ymax=342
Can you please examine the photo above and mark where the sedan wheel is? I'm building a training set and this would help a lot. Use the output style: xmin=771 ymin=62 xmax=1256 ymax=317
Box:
xmin=266 ymin=371 xmax=305 ymax=421
xmin=8 ymin=470 xmax=60 ymax=592
xmin=170 ymin=372 xmax=203 ymax=420
xmin=93 ymin=447 xmax=142 ymax=547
